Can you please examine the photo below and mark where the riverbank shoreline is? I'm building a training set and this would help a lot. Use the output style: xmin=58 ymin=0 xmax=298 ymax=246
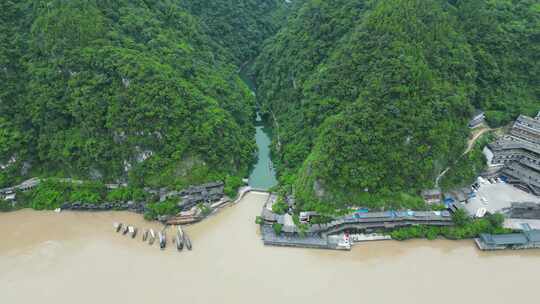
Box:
xmin=2 ymin=192 xmax=540 ymax=304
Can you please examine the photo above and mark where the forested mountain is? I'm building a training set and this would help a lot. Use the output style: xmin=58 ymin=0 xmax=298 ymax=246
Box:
xmin=456 ymin=0 xmax=540 ymax=125
xmin=180 ymin=0 xmax=291 ymax=63
xmin=1 ymin=0 xmax=537 ymax=212
xmin=0 ymin=0 xmax=285 ymax=188
xmin=255 ymin=0 xmax=539 ymax=211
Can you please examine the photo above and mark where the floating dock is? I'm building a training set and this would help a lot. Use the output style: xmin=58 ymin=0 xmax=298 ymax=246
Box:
xmin=261 ymin=225 xmax=347 ymax=250
xmin=475 ymin=230 xmax=540 ymax=250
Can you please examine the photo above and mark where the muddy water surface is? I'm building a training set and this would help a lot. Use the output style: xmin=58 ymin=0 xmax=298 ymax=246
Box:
xmin=1 ymin=192 xmax=538 ymax=304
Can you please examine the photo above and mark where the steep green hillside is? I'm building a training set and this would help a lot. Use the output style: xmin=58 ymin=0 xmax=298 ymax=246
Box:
xmin=0 ymin=0 xmax=277 ymax=188
xmin=456 ymin=0 xmax=540 ymax=126
xmin=1 ymin=0 xmax=537 ymax=210
xmin=255 ymin=0 xmax=539 ymax=211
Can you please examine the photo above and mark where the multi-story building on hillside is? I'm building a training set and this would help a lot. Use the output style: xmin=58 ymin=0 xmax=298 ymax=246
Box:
xmin=488 ymin=112 xmax=540 ymax=195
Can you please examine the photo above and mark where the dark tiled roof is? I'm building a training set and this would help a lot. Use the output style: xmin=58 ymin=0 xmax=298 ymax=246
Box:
xmin=480 ymin=233 xmax=528 ymax=246
xmin=514 ymin=115 xmax=540 ymax=132
xmin=524 ymin=230 xmax=540 ymax=243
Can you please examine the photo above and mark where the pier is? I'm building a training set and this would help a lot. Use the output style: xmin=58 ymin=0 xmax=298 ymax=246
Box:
xmin=260 ymin=209 xmax=453 ymax=250
xmin=261 ymin=225 xmax=334 ymax=250
xmin=259 ymin=194 xmax=454 ymax=250
xmin=475 ymin=230 xmax=540 ymax=250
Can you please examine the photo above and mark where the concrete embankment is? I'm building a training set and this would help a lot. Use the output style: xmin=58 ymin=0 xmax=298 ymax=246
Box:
xmin=261 ymin=225 xmax=339 ymax=250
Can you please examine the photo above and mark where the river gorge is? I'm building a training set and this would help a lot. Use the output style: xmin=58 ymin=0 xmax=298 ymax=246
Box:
xmin=1 ymin=64 xmax=538 ymax=304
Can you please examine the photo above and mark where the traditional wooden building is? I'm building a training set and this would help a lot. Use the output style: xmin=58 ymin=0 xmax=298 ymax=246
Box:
xmin=487 ymin=113 xmax=540 ymax=195
xmin=421 ymin=189 xmax=442 ymax=204
xmin=468 ymin=110 xmax=486 ymax=129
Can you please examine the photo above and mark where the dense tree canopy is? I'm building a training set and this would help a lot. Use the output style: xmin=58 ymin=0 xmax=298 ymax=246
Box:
xmin=1 ymin=0 xmax=537 ymax=214
xmin=180 ymin=0 xmax=291 ymax=63
xmin=255 ymin=0 xmax=539 ymax=210
xmin=0 ymin=0 xmax=286 ymax=188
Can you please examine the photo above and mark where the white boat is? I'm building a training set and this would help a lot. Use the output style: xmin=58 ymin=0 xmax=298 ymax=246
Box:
xmin=476 ymin=208 xmax=487 ymax=218
xmin=122 ymin=225 xmax=130 ymax=235
xmin=159 ymin=231 xmax=166 ymax=249
xmin=54 ymin=208 xmax=61 ymax=213
xmin=129 ymin=226 xmax=137 ymax=238
xmin=149 ymin=229 xmax=156 ymax=245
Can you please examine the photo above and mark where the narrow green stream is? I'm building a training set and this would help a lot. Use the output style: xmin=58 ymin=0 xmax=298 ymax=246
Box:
xmin=248 ymin=120 xmax=278 ymax=190
xmin=240 ymin=66 xmax=278 ymax=190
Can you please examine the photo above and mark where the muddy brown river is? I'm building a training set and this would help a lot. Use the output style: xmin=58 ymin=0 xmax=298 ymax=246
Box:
xmin=1 ymin=192 xmax=538 ymax=303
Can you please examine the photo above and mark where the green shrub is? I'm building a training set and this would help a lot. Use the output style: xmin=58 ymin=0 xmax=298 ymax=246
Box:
xmin=452 ymin=209 xmax=471 ymax=227
xmin=106 ymin=187 xmax=148 ymax=202
xmin=430 ymin=204 xmax=447 ymax=211
xmin=31 ymin=187 xmax=63 ymax=210
xmin=198 ymin=203 xmax=212 ymax=216
xmin=29 ymin=181 xmax=69 ymax=210
xmin=224 ymin=175 xmax=244 ymax=197
xmin=297 ymin=223 xmax=309 ymax=237
xmin=271 ymin=198 xmax=288 ymax=215
xmin=145 ymin=199 xmax=179 ymax=219
xmin=272 ymin=223 xmax=283 ymax=235
xmin=70 ymin=189 xmax=100 ymax=204
xmin=0 ymin=200 xmax=13 ymax=212
xmin=106 ymin=188 xmax=131 ymax=202
xmin=390 ymin=213 xmax=511 ymax=241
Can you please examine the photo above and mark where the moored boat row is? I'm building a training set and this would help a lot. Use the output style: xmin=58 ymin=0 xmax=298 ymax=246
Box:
xmin=113 ymin=222 xmax=192 ymax=251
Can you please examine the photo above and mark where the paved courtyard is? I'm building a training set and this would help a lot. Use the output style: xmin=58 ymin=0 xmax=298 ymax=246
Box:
xmin=464 ymin=182 xmax=540 ymax=216
xmin=503 ymin=218 xmax=540 ymax=230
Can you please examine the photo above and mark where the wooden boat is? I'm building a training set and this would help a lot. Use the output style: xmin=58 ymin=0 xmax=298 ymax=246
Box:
xmin=184 ymin=235 xmax=192 ymax=251
xmin=113 ymin=222 xmax=122 ymax=233
xmin=159 ymin=231 xmax=166 ymax=250
xmin=149 ymin=229 xmax=156 ymax=245
xmin=122 ymin=225 xmax=130 ymax=235
xmin=177 ymin=225 xmax=184 ymax=239
xmin=142 ymin=229 xmax=149 ymax=242
xmin=175 ymin=234 xmax=183 ymax=251
xmin=166 ymin=216 xmax=200 ymax=225
xmin=129 ymin=226 xmax=137 ymax=238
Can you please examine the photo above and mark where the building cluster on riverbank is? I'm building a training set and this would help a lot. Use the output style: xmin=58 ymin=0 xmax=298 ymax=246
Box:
xmin=0 ymin=178 xmax=229 ymax=224
xmin=258 ymin=112 xmax=540 ymax=252
xmin=486 ymin=112 xmax=540 ymax=195
xmin=422 ymin=112 xmax=540 ymax=209
xmin=259 ymin=194 xmax=453 ymax=250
